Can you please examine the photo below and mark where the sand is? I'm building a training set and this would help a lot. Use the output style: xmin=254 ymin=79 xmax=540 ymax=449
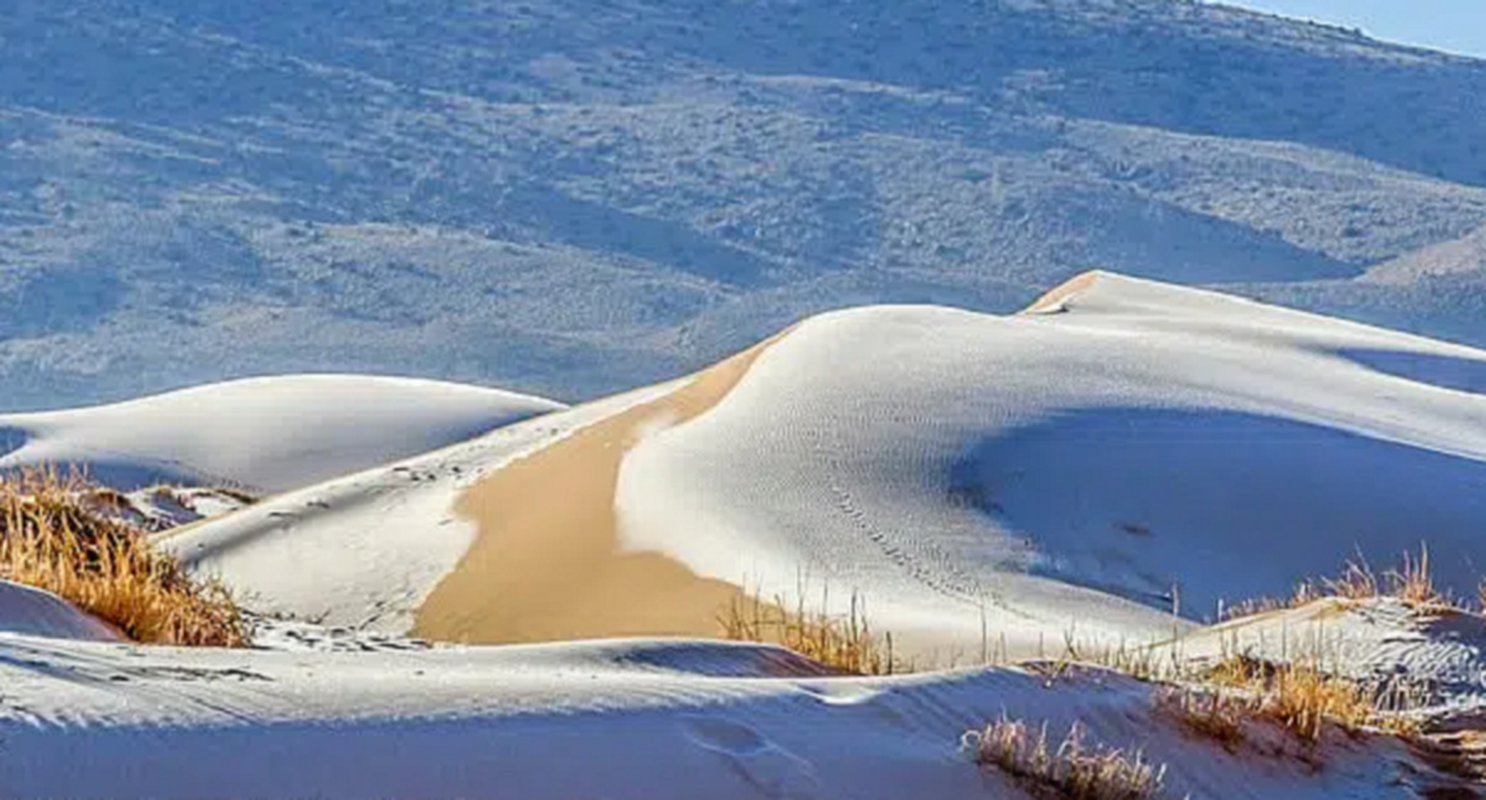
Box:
xmin=413 ymin=336 xmax=783 ymax=644
xmin=1021 ymin=270 xmax=1101 ymax=314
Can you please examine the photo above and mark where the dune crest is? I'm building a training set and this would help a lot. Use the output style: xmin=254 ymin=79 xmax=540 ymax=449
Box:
xmin=1020 ymin=270 xmax=1104 ymax=315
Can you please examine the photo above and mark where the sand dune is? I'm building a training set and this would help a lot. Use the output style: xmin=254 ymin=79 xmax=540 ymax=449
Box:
xmin=156 ymin=381 xmax=683 ymax=631
xmin=0 ymin=374 xmax=563 ymax=493
xmin=613 ymin=271 xmax=1486 ymax=654
xmin=10 ymin=271 xmax=1486 ymax=798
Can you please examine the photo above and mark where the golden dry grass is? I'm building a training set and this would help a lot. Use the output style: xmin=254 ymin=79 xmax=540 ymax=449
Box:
xmin=718 ymin=585 xmax=903 ymax=675
xmin=1157 ymin=687 xmax=1248 ymax=751
xmin=0 ymin=468 xmax=246 ymax=647
xmin=966 ymin=716 xmax=1166 ymax=800
xmin=1222 ymin=545 xmax=1454 ymax=622
xmin=1194 ymin=654 xmax=1422 ymax=743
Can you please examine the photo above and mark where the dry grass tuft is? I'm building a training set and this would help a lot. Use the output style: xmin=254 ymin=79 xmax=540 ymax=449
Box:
xmin=1223 ymin=545 xmax=1455 ymax=622
xmin=718 ymin=584 xmax=901 ymax=675
xmin=966 ymin=716 xmax=1166 ymax=800
xmin=1157 ymin=687 xmax=1248 ymax=751
xmin=1196 ymin=654 xmax=1421 ymax=742
xmin=1388 ymin=546 xmax=1445 ymax=608
xmin=0 ymin=468 xmax=247 ymax=647
xmin=205 ymin=485 xmax=260 ymax=506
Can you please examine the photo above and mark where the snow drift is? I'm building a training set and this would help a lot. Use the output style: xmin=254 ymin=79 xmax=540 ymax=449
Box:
xmin=0 ymin=579 xmax=120 ymax=641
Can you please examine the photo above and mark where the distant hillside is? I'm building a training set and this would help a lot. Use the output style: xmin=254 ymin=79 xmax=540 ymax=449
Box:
xmin=3 ymin=0 xmax=1486 ymax=408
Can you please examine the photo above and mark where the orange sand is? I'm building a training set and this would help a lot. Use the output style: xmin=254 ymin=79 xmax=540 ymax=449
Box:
xmin=414 ymin=337 xmax=782 ymax=644
xmin=1021 ymin=270 xmax=1101 ymax=315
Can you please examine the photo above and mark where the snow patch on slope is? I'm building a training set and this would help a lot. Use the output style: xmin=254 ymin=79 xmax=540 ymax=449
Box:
xmin=1179 ymin=598 xmax=1486 ymax=729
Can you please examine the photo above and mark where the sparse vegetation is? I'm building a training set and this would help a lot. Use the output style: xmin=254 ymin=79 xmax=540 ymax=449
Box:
xmin=718 ymin=584 xmax=900 ymax=675
xmin=1222 ymin=545 xmax=1457 ymax=621
xmin=1157 ymin=687 xmax=1248 ymax=751
xmin=204 ymin=484 xmax=260 ymax=506
xmin=0 ymin=468 xmax=247 ymax=647
xmin=965 ymin=716 xmax=1166 ymax=800
xmin=1150 ymin=651 xmax=1425 ymax=751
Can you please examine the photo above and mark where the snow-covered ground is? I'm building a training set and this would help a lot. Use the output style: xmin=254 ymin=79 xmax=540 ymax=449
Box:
xmin=0 ymin=580 xmax=120 ymax=641
xmin=0 ymin=374 xmax=563 ymax=493
xmin=1174 ymin=598 xmax=1486 ymax=731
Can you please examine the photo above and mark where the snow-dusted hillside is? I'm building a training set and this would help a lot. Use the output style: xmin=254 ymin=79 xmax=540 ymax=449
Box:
xmin=0 ymin=374 xmax=562 ymax=492
xmin=163 ymin=274 xmax=1486 ymax=661
xmin=4 ymin=0 xmax=1486 ymax=408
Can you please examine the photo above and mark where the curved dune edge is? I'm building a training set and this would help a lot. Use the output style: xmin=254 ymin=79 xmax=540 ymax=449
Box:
xmin=1020 ymin=270 xmax=1102 ymax=315
xmin=413 ymin=334 xmax=789 ymax=645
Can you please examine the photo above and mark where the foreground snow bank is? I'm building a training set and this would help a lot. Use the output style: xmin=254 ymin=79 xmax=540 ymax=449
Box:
xmin=0 ymin=632 xmax=1468 ymax=799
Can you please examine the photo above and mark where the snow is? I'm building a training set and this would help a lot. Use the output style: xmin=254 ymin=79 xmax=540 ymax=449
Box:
xmin=614 ymin=272 xmax=1486 ymax=656
xmin=0 ymin=631 xmax=1466 ymax=799
xmin=85 ymin=486 xmax=255 ymax=532
xmin=0 ymin=580 xmax=119 ymax=641
xmin=148 ymin=273 xmax=1486 ymax=665
xmin=0 ymin=374 xmax=564 ymax=493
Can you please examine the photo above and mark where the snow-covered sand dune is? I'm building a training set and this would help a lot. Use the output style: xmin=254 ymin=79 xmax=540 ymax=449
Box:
xmin=0 ymin=374 xmax=563 ymax=493
xmin=0 ymin=628 xmax=1472 ymax=800
xmin=168 ymin=272 xmax=1486 ymax=660
xmin=156 ymin=382 xmax=682 ymax=632
xmin=601 ymin=271 xmax=1486 ymax=654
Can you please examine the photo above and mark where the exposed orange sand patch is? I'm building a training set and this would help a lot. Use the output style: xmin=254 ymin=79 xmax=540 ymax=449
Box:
xmin=414 ymin=335 xmax=786 ymax=644
xmin=1021 ymin=270 xmax=1102 ymax=315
